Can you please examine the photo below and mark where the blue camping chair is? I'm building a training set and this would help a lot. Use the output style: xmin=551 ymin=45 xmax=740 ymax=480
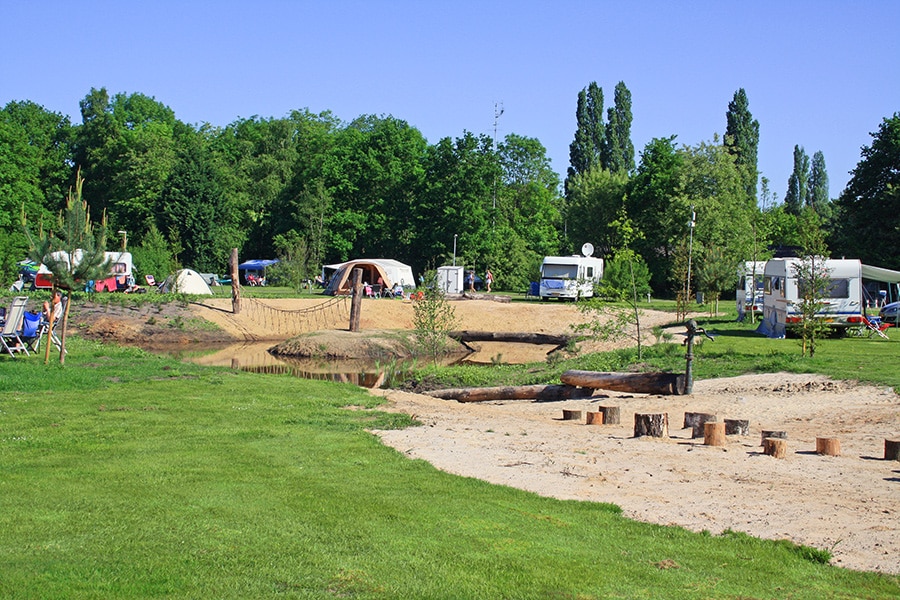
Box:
xmin=1 ymin=297 xmax=30 ymax=358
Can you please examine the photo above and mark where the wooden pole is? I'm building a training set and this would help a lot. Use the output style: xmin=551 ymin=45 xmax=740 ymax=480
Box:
xmin=230 ymin=248 xmax=241 ymax=315
xmin=349 ymin=268 xmax=363 ymax=332
xmin=703 ymin=422 xmax=726 ymax=447
xmin=561 ymin=370 xmax=685 ymax=395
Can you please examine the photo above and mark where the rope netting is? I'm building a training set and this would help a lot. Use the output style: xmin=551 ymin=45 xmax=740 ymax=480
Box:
xmin=239 ymin=295 xmax=349 ymax=337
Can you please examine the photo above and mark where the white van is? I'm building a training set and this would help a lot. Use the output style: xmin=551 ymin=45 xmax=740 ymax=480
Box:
xmin=539 ymin=255 xmax=604 ymax=300
xmin=759 ymin=258 xmax=863 ymax=337
xmin=737 ymin=260 xmax=766 ymax=321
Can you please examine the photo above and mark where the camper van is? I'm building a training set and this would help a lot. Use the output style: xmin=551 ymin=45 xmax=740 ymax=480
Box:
xmin=34 ymin=251 xmax=133 ymax=292
xmin=736 ymin=260 xmax=766 ymax=320
xmin=539 ymin=255 xmax=604 ymax=300
xmin=759 ymin=258 xmax=863 ymax=337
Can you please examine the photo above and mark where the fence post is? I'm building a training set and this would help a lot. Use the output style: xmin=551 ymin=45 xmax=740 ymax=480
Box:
xmin=230 ymin=248 xmax=241 ymax=315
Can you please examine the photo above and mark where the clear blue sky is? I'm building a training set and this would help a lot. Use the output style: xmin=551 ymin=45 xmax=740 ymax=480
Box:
xmin=4 ymin=1 xmax=898 ymax=202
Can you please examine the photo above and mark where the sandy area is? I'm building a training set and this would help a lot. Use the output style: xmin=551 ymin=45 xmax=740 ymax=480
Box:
xmin=189 ymin=295 xmax=900 ymax=574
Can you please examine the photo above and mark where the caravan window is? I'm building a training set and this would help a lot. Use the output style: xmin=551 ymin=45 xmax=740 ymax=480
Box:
xmin=764 ymin=276 xmax=772 ymax=294
xmin=585 ymin=266 xmax=594 ymax=278
xmin=542 ymin=264 xmax=578 ymax=279
xmin=797 ymin=278 xmax=850 ymax=299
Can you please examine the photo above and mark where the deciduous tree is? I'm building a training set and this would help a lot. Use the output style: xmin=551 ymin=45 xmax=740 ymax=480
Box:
xmin=724 ymin=88 xmax=760 ymax=203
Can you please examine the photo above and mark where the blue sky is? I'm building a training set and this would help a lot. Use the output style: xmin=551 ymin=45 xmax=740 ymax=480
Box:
xmin=4 ymin=1 xmax=898 ymax=202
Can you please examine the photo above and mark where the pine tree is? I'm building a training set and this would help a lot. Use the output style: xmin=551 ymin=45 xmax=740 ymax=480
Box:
xmin=724 ymin=88 xmax=760 ymax=204
xmin=784 ymin=145 xmax=810 ymax=215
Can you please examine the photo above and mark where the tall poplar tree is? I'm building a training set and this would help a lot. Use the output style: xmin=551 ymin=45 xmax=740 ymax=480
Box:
xmin=602 ymin=81 xmax=635 ymax=174
xmin=724 ymin=88 xmax=760 ymax=204
xmin=808 ymin=150 xmax=830 ymax=216
xmin=784 ymin=145 xmax=810 ymax=215
xmin=566 ymin=82 xmax=604 ymax=191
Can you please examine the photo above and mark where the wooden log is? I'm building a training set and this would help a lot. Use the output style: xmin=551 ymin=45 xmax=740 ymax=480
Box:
xmin=815 ymin=437 xmax=841 ymax=456
xmin=704 ymin=422 xmax=726 ymax=447
xmin=598 ymin=405 xmax=621 ymax=425
xmin=684 ymin=412 xmax=717 ymax=438
xmin=634 ymin=413 xmax=668 ymax=438
xmin=448 ymin=330 xmax=571 ymax=345
xmin=760 ymin=430 xmax=787 ymax=445
xmin=561 ymin=370 xmax=685 ymax=395
xmin=562 ymin=409 xmax=583 ymax=421
xmin=884 ymin=439 xmax=900 ymax=461
xmin=585 ymin=411 xmax=604 ymax=425
xmin=424 ymin=384 xmax=591 ymax=403
xmin=763 ymin=437 xmax=787 ymax=458
xmin=724 ymin=419 xmax=750 ymax=436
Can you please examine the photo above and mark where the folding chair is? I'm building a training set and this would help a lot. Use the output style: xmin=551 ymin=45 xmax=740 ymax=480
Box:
xmin=862 ymin=316 xmax=890 ymax=339
xmin=1 ymin=297 xmax=30 ymax=357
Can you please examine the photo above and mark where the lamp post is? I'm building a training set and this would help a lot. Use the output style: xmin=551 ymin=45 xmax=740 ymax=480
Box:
xmin=685 ymin=207 xmax=696 ymax=305
xmin=117 ymin=230 xmax=127 ymax=251
xmin=452 ymin=234 xmax=457 ymax=266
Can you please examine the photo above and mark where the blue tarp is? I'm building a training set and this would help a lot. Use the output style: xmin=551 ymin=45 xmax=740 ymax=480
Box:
xmin=238 ymin=259 xmax=280 ymax=271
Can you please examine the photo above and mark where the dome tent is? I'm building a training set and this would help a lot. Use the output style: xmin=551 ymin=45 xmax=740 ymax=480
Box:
xmin=159 ymin=269 xmax=213 ymax=295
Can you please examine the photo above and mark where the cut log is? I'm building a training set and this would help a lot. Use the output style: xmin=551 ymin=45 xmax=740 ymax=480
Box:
xmin=704 ymin=422 xmax=726 ymax=447
xmin=760 ymin=430 xmax=787 ymax=445
xmin=684 ymin=412 xmax=717 ymax=438
xmin=448 ymin=330 xmax=570 ymax=345
xmin=425 ymin=384 xmax=591 ymax=403
xmin=585 ymin=411 xmax=604 ymax=425
xmin=763 ymin=437 xmax=787 ymax=458
xmin=562 ymin=409 xmax=583 ymax=421
xmin=884 ymin=439 xmax=900 ymax=461
xmin=634 ymin=413 xmax=668 ymax=438
xmin=724 ymin=419 xmax=750 ymax=436
xmin=562 ymin=370 xmax=685 ymax=395
xmin=598 ymin=405 xmax=620 ymax=425
xmin=815 ymin=437 xmax=841 ymax=456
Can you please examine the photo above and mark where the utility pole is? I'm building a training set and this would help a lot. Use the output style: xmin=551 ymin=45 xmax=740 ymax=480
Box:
xmin=492 ymin=102 xmax=504 ymax=222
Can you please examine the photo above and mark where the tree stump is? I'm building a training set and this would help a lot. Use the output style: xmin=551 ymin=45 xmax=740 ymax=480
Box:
xmin=684 ymin=412 xmax=717 ymax=438
xmin=815 ymin=437 xmax=841 ymax=456
xmin=724 ymin=419 xmax=750 ymax=436
xmin=562 ymin=409 xmax=583 ymax=421
xmin=763 ymin=437 xmax=787 ymax=458
xmin=634 ymin=413 xmax=668 ymax=438
xmin=884 ymin=439 xmax=900 ymax=461
xmin=585 ymin=411 xmax=604 ymax=425
xmin=598 ymin=405 xmax=620 ymax=425
xmin=760 ymin=430 xmax=787 ymax=445
xmin=704 ymin=422 xmax=726 ymax=447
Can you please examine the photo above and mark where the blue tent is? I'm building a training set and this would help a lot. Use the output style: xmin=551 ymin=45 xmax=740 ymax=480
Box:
xmin=238 ymin=259 xmax=280 ymax=271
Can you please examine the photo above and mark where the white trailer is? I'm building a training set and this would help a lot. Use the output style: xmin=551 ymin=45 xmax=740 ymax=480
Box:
xmin=539 ymin=255 xmax=604 ymax=300
xmin=759 ymin=258 xmax=863 ymax=338
xmin=436 ymin=266 xmax=464 ymax=294
xmin=736 ymin=260 xmax=766 ymax=321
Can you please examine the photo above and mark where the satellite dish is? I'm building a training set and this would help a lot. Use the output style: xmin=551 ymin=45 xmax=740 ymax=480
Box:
xmin=581 ymin=243 xmax=594 ymax=257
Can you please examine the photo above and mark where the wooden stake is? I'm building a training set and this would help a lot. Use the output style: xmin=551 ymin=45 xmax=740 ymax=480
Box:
xmin=724 ymin=419 xmax=750 ymax=436
xmin=760 ymin=430 xmax=787 ymax=445
xmin=598 ymin=405 xmax=620 ymax=425
xmin=585 ymin=411 xmax=604 ymax=425
xmin=763 ymin=437 xmax=787 ymax=458
xmin=684 ymin=412 xmax=716 ymax=438
xmin=704 ymin=422 xmax=726 ymax=447
xmin=562 ymin=409 xmax=583 ymax=421
xmin=348 ymin=268 xmax=362 ymax=332
xmin=815 ymin=437 xmax=841 ymax=456
xmin=634 ymin=413 xmax=668 ymax=438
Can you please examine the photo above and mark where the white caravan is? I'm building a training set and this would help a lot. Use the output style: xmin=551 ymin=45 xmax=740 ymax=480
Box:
xmin=436 ymin=266 xmax=464 ymax=294
xmin=539 ymin=254 xmax=604 ymax=300
xmin=759 ymin=258 xmax=863 ymax=338
xmin=736 ymin=260 xmax=766 ymax=321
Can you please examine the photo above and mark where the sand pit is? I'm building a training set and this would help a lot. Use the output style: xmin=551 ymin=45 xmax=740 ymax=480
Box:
xmin=189 ymin=295 xmax=900 ymax=573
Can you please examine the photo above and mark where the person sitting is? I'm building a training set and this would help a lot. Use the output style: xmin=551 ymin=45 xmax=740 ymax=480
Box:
xmin=391 ymin=282 xmax=404 ymax=299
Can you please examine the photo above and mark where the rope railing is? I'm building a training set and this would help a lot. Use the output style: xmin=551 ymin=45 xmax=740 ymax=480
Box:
xmin=239 ymin=295 xmax=349 ymax=338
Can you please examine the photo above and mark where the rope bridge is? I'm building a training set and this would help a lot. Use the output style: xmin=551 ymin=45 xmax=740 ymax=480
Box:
xmin=239 ymin=295 xmax=349 ymax=338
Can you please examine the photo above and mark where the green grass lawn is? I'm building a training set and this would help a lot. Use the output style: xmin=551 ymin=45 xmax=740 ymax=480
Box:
xmin=1 ymin=339 xmax=898 ymax=598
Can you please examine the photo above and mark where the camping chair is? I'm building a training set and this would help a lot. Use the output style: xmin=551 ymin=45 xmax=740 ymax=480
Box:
xmin=862 ymin=315 xmax=890 ymax=339
xmin=1 ymin=297 xmax=30 ymax=358
xmin=29 ymin=296 xmax=67 ymax=353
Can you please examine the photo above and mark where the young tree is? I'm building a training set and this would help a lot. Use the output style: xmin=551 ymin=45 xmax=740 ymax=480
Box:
xmin=23 ymin=169 xmax=111 ymax=364
xmin=791 ymin=211 xmax=832 ymax=357
xmin=724 ymin=88 xmax=760 ymax=203
xmin=696 ymin=246 xmax=736 ymax=316
xmin=412 ymin=271 xmax=458 ymax=365
xmin=784 ymin=145 xmax=810 ymax=215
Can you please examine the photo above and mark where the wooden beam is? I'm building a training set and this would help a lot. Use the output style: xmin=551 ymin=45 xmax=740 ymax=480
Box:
xmin=561 ymin=370 xmax=685 ymax=395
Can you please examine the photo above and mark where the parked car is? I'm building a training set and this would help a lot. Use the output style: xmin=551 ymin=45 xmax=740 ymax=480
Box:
xmin=879 ymin=301 xmax=900 ymax=325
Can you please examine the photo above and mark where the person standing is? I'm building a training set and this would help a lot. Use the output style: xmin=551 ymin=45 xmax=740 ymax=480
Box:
xmin=468 ymin=270 xmax=475 ymax=292
xmin=485 ymin=269 xmax=493 ymax=293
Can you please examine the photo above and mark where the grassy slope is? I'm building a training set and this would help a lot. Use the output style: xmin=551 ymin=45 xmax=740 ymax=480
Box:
xmin=1 ymin=340 xmax=898 ymax=599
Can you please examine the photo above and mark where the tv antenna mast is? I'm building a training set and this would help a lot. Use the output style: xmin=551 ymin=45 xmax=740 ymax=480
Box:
xmin=492 ymin=102 xmax=504 ymax=214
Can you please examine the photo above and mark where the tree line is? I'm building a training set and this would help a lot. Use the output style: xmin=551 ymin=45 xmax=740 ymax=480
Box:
xmin=2 ymin=85 xmax=898 ymax=295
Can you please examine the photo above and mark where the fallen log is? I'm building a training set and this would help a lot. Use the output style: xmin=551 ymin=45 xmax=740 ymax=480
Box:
xmin=448 ymin=330 xmax=571 ymax=345
xmin=561 ymin=370 xmax=685 ymax=395
xmin=424 ymin=384 xmax=592 ymax=403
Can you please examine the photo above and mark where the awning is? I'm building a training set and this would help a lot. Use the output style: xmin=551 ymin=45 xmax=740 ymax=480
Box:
xmin=238 ymin=259 xmax=280 ymax=271
xmin=862 ymin=264 xmax=900 ymax=283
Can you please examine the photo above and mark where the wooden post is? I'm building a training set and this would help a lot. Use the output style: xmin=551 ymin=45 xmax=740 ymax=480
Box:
xmin=763 ymin=437 xmax=787 ymax=458
xmin=760 ymin=430 xmax=787 ymax=445
xmin=703 ymin=422 xmax=726 ymax=447
xmin=562 ymin=409 xmax=583 ymax=421
xmin=230 ymin=248 xmax=241 ymax=314
xmin=598 ymin=405 xmax=620 ymax=425
xmin=348 ymin=268 xmax=363 ymax=332
xmin=634 ymin=413 xmax=668 ymax=438
xmin=815 ymin=437 xmax=841 ymax=456
xmin=683 ymin=412 xmax=716 ymax=438
xmin=585 ymin=411 xmax=604 ymax=425
xmin=884 ymin=439 xmax=900 ymax=461
xmin=724 ymin=419 xmax=750 ymax=436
